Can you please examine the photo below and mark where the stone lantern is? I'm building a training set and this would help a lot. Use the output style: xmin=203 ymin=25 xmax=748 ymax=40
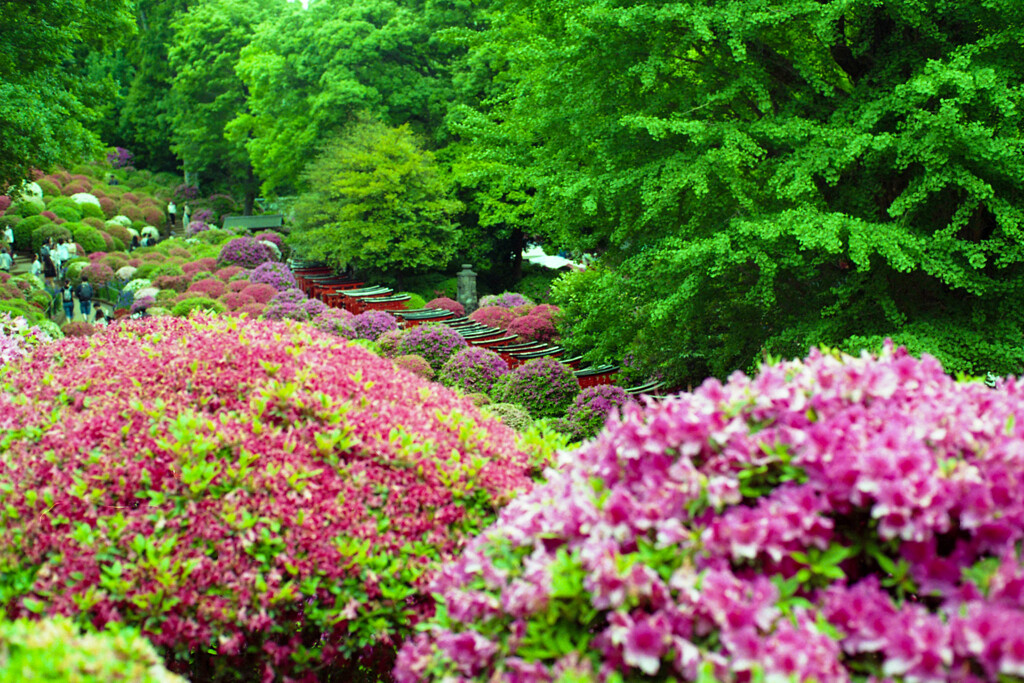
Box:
xmin=456 ymin=263 xmax=478 ymax=313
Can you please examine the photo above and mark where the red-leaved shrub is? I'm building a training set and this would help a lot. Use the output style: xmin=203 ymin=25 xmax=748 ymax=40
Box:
xmin=227 ymin=280 xmax=250 ymax=293
xmin=215 ymin=266 xmax=243 ymax=282
xmin=186 ymin=278 xmax=226 ymax=299
xmin=153 ymin=275 xmax=191 ymax=293
xmin=218 ymin=292 xmax=255 ymax=311
xmin=240 ymin=283 xmax=277 ymax=304
xmin=468 ymin=306 xmax=516 ymax=330
xmin=425 ymin=297 xmax=465 ymax=316
xmin=182 ymin=257 xmax=217 ymax=277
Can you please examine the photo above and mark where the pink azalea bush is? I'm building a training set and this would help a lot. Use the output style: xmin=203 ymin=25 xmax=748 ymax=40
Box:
xmin=81 ymin=262 xmax=115 ymax=287
xmin=182 ymin=257 xmax=218 ymax=277
xmin=227 ymin=280 xmax=250 ymax=293
xmin=468 ymin=306 xmax=516 ymax=330
xmin=397 ymin=344 xmax=1024 ymax=682
xmin=439 ymin=347 xmax=510 ymax=395
xmin=215 ymin=266 xmax=244 ymax=282
xmin=0 ymin=316 xmax=534 ymax=681
xmin=395 ymin=354 xmax=435 ymax=381
xmin=506 ymin=312 xmax=559 ymax=344
xmin=187 ymin=278 xmax=227 ymax=299
xmin=218 ymin=292 xmax=256 ymax=311
xmin=154 ymin=274 xmax=191 ymax=293
xmin=425 ymin=297 xmax=465 ymax=316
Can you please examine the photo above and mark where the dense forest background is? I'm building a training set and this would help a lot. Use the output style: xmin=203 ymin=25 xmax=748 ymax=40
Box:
xmin=3 ymin=0 xmax=1024 ymax=386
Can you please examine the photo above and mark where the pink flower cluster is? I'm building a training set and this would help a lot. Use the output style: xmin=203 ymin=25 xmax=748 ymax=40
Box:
xmin=396 ymin=344 xmax=1024 ymax=682
xmin=426 ymin=297 xmax=465 ymax=316
xmin=0 ymin=316 xmax=534 ymax=680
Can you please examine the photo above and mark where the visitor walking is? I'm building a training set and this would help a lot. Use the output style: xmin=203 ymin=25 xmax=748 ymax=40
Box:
xmin=2 ymin=224 xmax=12 ymax=248
xmin=182 ymin=203 xmax=191 ymax=229
xmin=40 ymin=239 xmax=55 ymax=287
xmin=29 ymin=254 xmax=42 ymax=281
xmin=167 ymin=200 xmax=177 ymax=228
xmin=59 ymin=281 xmax=74 ymax=321
xmin=76 ymin=278 xmax=94 ymax=323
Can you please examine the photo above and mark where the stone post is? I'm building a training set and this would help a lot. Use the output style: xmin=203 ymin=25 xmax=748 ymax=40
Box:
xmin=457 ymin=263 xmax=478 ymax=314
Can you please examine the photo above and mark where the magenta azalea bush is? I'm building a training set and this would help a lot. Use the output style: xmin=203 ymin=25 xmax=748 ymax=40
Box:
xmin=398 ymin=345 xmax=1024 ymax=682
xmin=556 ymin=384 xmax=631 ymax=442
xmin=506 ymin=313 xmax=559 ymax=344
xmin=469 ymin=306 xmax=517 ymax=330
xmin=81 ymin=262 xmax=116 ymax=287
xmin=425 ymin=297 xmax=465 ymax=316
xmin=217 ymin=237 xmax=273 ymax=269
xmin=261 ymin=288 xmax=326 ymax=322
xmin=0 ymin=316 xmax=534 ymax=681
xmin=395 ymin=354 xmax=435 ymax=381
xmin=248 ymin=262 xmax=298 ymax=291
xmin=439 ymin=347 xmax=510 ymax=395
xmin=492 ymin=356 xmax=579 ymax=419
xmin=398 ymin=323 xmax=469 ymax=372
xmin=239 ymin=283 xmax=278 ymax=305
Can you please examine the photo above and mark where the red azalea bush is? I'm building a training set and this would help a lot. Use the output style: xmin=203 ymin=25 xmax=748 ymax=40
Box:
xmin=182 ymin=257 xmax=218 ymax=278
xmin=154 ymin=274 xmax=191 ymax=293
xmin=59 ymin=321 xmax=96 ymax=337
xmin=187 ymin=278 xmax=227 ymax=299
xmin=0 ymin=316 xmax=534 ymax=681
xmin=398 ymin=344 xmax=1024 ymax=683
xmin=98 ymin=196 xmax=117 ymax=217
xmin=234 ymin=302 xmax=265 ymax=317
xmin=168 ymin=247 xmax=193 ymax=260
xmin=425 ymin=297 xmax=465 ymax=316
xmin=227 ymin=280 xmax=250 ymax=293
xmin=219 ymin=292 xmax=256 ymax=311
xmin=240 ymin=283 xmax=278 ymax=305
xmin=215 ymin=266 xmax=244 ymax=282
xmin=506 ymin=312 xmax=559 ymax=343
xmin=468 ymin=306 xmax=517 ymax=330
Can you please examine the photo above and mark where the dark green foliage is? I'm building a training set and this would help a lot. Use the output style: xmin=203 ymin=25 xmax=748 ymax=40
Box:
xmin=70 ymin=225 xmax=106 ymax=253
xmin=13 ymin=216 xmax=50 ymax=252
xmin=479 ymin=0 xmax=1024 ymax=384
xmin=31 ymin=224 xmax=72 ymax=254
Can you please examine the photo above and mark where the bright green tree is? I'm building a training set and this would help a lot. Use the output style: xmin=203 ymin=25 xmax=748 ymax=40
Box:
xmin=0 ymin=0 xmax=135 ymax=188
xmin=465 ymin=0 xmax=1024 ymax=384
xmin=235 ymin=0 xmax=474 ymax=196
xmin=291 ymin=117 xmax=462 ymax=278
xmin=168 ymin=0 xmax=284 ymax=212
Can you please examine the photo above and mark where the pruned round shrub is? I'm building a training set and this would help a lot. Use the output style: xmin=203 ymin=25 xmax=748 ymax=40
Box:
xmin=186 ymin=278 xmax=227 ymax=299
xmin=30 ymin=223 xmax=71 ymax=253
xmin=252 ymin=230 xmax=284 ymax=251
xmin=98 ymin=196 xmax=117 ymax=217
xmin=182 ymin=257 xmax=218 ymax=277
xmin=0 ymin=316 xmax=533 ymax=681
xmin=506 ymin=310 xmax=560 ymax=343
xmin=311 ymin=308 xmax=355 ymax=337
xmin=214 ymin=266 xmax=243 ymax=282
xmin=81 ymin=262 xmax=115 ymax=287
xmin=395 ymin=354 xmax=435 ymax=380
xmin=124 ymin=278 xmax=153 ymax=294
xmin=492 ymin=356 xmax=579 ymax=418
xmin=481 ymin=402 xmax=532 ymax=431
xmin=218 ymin=292 xmax=255 ymax=311
xmin=15 ymin=196 xmax=46 ymax=217
xmin=375 ymin=328 xmax=406 ymax=358
xmin=397 ymin=323 xmax=468 ymax=372
xmin=347 ymin=310 xmax=400 ymax=342
xmin=249 ymin=261 xmax=298 ymax=291
xmin=170 ymin=296 xmax=226 ymax=317
xmin=217 ymin=236 xmax=273 ymax=268
xmin=239 ymin=283 xmax=277 ymax=304
xmin=398 ymin=344 xmax=1024 ymax=683
xmin=0 ymin=616 xmax=186 ymax=683
xmin=478 ymin=291 xmax=534 ymax=309
xmin=439 ymin=347 xmax=509 ymax=394
xmin=13 ymin=215 xmax=51 ymax=251
xmin=70 ymin=225 xmax=106 ymax=254
xmin=35 ymin=178 xmax=61 ymax=197
xmin=150 ymin=263 xmax=184 ymax=279
xmin=116 ymin=265 xmax=138 ymax=281
xmin=153 ymin=274 xmax=191 ymax=293
xmin=425 ymin=297 xmax=465 ymax=316
xmin=556 ymin=384 xmax=631 ymax=441
xmin=50 ymin=202 xmax=82 ymax=223
xmin=468 ymin=306 xmax=516 ymax=330
xmin=78 ymin=202 xmax=105 ymax=220
xmin=118 ymin=203 xmax=143 ymax=222
xmin=234 ymin=302 xmax=265 ymax=317
xmin=227 ymin=279 xmax=250 ymax=293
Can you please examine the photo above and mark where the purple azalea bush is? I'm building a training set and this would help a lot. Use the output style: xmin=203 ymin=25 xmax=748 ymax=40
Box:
xmin=130 ymin=295 xmax=156 ymax=314
xmin=217 ymin=237 xmax=273 ymax=269
xmin=261 ymin=288 xmax=325 ymax=322
xmin=398 ymin=323 xmax=469 ymax=372
xmin=397 ymin=344 xmax=1024 ymax=683
xmin=185 ymin=221 xmax=211 ymax=237
xmin=439 ymin=347 xmax=510 ymax=395
xmin=557 ymin=384 xmax=631 ymax=441
xmin=311 ymin=308 xmax=355 ymax=337
xmin=478 ymin=292 xmax=535 ymax=309
xmin=348 ymin=310 xmax=400 ymax=342
xmin=248 ymin=262 xmax=299 ymax=292
xmin=492 ymin=356 xmax=579 ymax=419
xmin=106 ymin=147 xmax=134 ymax=169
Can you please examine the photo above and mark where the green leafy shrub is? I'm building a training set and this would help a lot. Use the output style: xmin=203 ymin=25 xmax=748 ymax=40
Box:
xmin=483 ymin=402 xmax=532 ymax=431
xmin=0 ymin=616 xmax=185 ymax=683
xmin=170 ymin=296 xmax=226 ymax=317
xmin=492 ymin=356 xmax=580 ymax=418
xmin=14 ymin=197 xmax=45 ymax=217
xmin=71 ymin=225 xmax=106 ymax=253
xmin=0 ymin=316 xmax=532 ymax=681
xmin=50 ymin=203 xmax=82 ymax=223
xmin=78 ymin=201 xmax=105 ymax=220
xmin=13 ymin=215 xmax=51 ymax=251
xmin=34 ymin=178 xmax=61 ymax=197
xmin=30 ymin=223 xmax=71 ymax=253
xmin=400 ymin=292 xmax=426 ymax=310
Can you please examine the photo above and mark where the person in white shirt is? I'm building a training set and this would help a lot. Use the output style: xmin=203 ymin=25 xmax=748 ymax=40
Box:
xmin=167 ymin=201 xmax=177 ymax=227
xmin=29 ymin=254 xmax=42 ymax=280
xmin=56 ymin=239 xmax=70 ymax=277
xmin=0 ymin=249 xmax=11 ymax=272
xmin=3 ymin=225 xmax=12 ymax=247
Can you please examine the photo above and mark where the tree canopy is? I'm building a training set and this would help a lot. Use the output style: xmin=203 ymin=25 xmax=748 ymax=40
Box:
xmin=0 ymin=0 xmax=135 ymax=188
